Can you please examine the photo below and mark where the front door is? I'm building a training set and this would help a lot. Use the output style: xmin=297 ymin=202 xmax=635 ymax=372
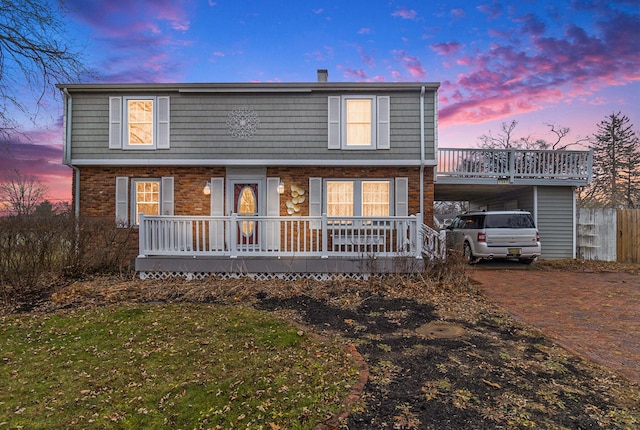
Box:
xmin=234 ymin=183 xmax=259 ymax=246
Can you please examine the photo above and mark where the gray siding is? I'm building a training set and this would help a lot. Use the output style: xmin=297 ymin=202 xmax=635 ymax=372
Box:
xmin=473 ymin=188 xmax=535 ymax=212
xmin=537 ymin=186 xmax=575 ymax=259
xmin=69 ymin=89 xmax=436 ymax=163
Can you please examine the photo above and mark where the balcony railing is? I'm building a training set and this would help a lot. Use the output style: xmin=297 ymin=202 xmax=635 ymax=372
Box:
xmin=138 ymin=213 xmax=430 ymax=259
xmin=437 ymin=148 xmax=592 ymax=183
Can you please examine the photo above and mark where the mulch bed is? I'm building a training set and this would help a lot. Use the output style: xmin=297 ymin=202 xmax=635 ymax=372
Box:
xmin=3 ymin=270 xmax=639 ymax=429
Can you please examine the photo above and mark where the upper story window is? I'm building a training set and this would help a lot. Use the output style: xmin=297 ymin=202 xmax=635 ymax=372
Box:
xmin=127 ymin=99 xmax=154 ymax=147
xmin=109 ymin=96 xmax=170 ymax=150
xmin=345 ymin=99 xmax=373 ymax=147
xmin=328 ymin=95 xmax=390 ymax=150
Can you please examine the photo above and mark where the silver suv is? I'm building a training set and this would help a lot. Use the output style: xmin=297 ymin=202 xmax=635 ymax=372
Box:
xmin=446 ymin=210 xmax=541 ymax=264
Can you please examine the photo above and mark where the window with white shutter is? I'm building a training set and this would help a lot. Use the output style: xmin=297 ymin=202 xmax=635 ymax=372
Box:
xmin=108 ymin=96 xmax=170 ymax=150
xmin=327 ymin=95 xmax=390 ymax=150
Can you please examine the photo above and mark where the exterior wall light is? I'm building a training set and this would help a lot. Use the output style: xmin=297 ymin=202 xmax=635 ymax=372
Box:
xmin=203 ymin=182 xmax=211 ymax=195
xmin=277 ymin=181 xmax=285 ymax=194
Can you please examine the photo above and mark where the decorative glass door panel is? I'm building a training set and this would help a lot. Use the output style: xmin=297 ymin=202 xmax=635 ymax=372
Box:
xmin=235 ymin=183 xmax=258 ymax=245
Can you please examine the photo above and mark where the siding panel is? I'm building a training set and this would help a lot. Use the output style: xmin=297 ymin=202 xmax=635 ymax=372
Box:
xmin=537 ymin=186 xmax=575 ymax=259
xmin=68 ymin=88 xmax=437 ymax=163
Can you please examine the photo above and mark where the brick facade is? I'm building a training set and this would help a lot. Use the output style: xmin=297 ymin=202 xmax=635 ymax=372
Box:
xmin=267 ymin=166 xmax=434 ymax=226
xmin=76 ymin=165 xmax=435 ymax=227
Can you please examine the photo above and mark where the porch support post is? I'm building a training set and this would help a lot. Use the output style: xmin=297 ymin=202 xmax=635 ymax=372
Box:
xmin=414 ymin=213 xmax=423 ymax=259
xmin=138 ymin=213 xmax=146 ymax=257
xmin=321 ymin=213 xmax=328 ymax=258
xmin=230 ymin=213 xmax=238 ymax=258
xmin=509 ymin=149 xmax=515 ymax=183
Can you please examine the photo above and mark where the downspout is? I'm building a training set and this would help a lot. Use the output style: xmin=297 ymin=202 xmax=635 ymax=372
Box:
xmin=419 ymin=86 xmax=425 ymax=222
xmin=63 ymin=88 xmax=80 ymax=218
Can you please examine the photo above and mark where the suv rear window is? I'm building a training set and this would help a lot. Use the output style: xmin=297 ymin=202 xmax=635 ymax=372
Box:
xmin=485 ymin=213 xmax=535 ymax=228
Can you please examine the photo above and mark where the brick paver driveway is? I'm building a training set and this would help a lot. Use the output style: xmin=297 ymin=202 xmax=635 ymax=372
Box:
xmin=469 ymin=263 xmax=640 ymax=383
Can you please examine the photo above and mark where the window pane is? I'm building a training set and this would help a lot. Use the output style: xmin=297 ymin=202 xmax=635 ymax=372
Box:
xmin=326 ymin=181 xmax=354 ymax=217
xmin=128 ymin=100 xmax=154 ymax=145
xmin=346 ymin=99 xmax=371 ymax=146
xmin=362 ymin=181 xmax=389 ymax=216
xmin=135 ymin=181 xmax=159 ymax=223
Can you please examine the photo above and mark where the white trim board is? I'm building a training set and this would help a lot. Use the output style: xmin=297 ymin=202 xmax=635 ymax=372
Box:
xmin=69 ymin=158 xmax=438 ymax=167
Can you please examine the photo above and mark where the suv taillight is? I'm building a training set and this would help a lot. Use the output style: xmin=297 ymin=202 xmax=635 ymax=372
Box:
xmin=536 ymin=231 xmax=540 ymax=242
xmin=477 ymin=232 xmax=486 ymax=242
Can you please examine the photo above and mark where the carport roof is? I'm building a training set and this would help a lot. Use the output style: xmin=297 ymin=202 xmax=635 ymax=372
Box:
xmin=435 ymin=183 xmax=536 ymax=202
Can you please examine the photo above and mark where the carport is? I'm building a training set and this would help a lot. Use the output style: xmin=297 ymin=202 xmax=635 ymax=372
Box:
xmin=435 ymin=148 xmax=593 ymax=260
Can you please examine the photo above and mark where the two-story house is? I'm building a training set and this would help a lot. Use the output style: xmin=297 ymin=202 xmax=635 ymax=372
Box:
xmin=58 ymin=71 xmax=440 ymax=279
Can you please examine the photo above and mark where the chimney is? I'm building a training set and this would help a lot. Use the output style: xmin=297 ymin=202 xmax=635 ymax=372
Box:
xmin=317 ymin=69 xmax=328 ymax=82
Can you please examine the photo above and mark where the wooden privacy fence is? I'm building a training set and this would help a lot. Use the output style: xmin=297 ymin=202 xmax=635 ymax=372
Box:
xmin=577 ymin=208 xmax=640 ymax=263
xmin=617 ymin=209 xmax=640 ymax=264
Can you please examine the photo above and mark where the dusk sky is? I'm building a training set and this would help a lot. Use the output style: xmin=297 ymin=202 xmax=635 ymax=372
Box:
xmin=2 ymin=0 xmax=639 ymax=206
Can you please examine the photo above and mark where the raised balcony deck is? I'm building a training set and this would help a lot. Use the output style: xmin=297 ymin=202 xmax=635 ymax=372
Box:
xmin=436 ymin=148 xmax=592 ymax=186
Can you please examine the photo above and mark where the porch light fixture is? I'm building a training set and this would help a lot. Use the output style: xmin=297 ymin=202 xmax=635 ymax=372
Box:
xmin=203 ymin=182 xmax=211 ymax=195
xmin=277 ymin=181 xmax=285 ymax=194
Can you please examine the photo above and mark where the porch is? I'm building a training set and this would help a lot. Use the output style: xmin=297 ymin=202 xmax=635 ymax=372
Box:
xmin=135 ymin=213 xmax=438 ymax=279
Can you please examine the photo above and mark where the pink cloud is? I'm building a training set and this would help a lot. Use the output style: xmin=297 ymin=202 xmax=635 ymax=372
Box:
xmin=431 ymin=42 xmax=462 ymax=56
xmin=477 ymin=1 xmax=504 ymax=20
xmin=392 ymin=50 xmax=427 ymax=80
xmin=358 ymin=27 xmax=372 ymax=35
xmin=391 ymin=8 xmax=417 ymax=20
xmin=66 ymin=0 xmax=193 ymax=83
xmin=357 ymin=46 xmax=375 ymax=67
xmin=338 ymin=66 xmax=368 ymax=81
xmin=451 ymin=8 xmax=465 ymax=18
xmin=306 ymin=46 xmax=334 ymax=62
xmin=438 ymin=5 xmax=640 ymax=127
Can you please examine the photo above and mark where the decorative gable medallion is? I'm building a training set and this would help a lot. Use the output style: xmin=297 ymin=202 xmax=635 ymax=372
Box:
xmin=227 ymin=107 xmax=259 ymax=139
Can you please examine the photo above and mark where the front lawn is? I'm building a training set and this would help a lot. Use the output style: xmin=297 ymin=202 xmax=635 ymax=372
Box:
xmin=0 ymin=304 xmax=360 ymax=429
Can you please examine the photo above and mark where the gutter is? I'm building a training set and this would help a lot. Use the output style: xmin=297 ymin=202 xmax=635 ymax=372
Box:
xmin=419 ymin=86 xmax=425 ymax=221
xmin=62 ymin=87 xmax=80 ymax=218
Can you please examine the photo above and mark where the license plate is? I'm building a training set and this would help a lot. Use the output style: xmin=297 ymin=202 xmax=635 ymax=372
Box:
xmin=508 ymin=248 xmax=522 ymax=256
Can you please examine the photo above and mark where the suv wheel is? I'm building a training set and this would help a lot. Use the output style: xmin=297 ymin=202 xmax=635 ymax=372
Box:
xmin=463 ymin=242 xmax=477 ymax=264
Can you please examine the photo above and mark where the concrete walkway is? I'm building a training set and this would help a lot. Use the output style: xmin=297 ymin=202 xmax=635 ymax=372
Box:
xmin=469 ymin=265 xmax=640 ymax=383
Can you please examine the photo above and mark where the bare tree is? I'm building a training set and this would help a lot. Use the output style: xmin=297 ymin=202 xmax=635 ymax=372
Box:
xmin=0 ymin=0 xmax=86 ymax=147
xmin=478 ymin=120 xmax=523 ymax=149
xmin=0 ymin=169 xmax=48 ymax=216
xmin=545 ymin=123 xmax=589 ymax=150
xmin=478 ymin=120 xmax=584 ymax=150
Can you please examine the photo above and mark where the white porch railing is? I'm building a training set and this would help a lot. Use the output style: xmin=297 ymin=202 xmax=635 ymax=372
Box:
xmin=138 ymin=213 xmax=429 ymax=259
xmin=437 ymin=148 xmax=592 ymax=183
xmin=421 ymin=223 xmax=446 ymax=259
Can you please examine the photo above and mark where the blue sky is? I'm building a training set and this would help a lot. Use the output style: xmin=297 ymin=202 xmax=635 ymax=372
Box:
xmin=2 ymin=0 xmax=639 ymax=204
